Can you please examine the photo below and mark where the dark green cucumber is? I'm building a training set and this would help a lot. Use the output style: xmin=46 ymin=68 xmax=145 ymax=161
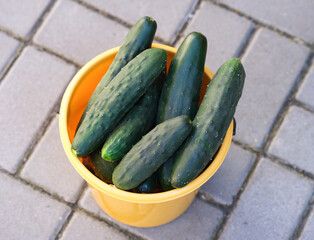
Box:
xmin=87 ymin=148 xmax=119 ymax=184
xmin=158 ymin=157 xmax=175 ymax=191
xmin=171 ymin=58 xmax=245 ymax=188
xmin=112 ymin=115 xmax=192 ymax=190
xmin=101 ymin=70 xmax=164 ymax=162
xmin=157 ymin=32 xmax=207 ymax=124
xmin=77 ymin=16 xmax=157 ymax=130
xmin=72 ymin=48 xmax=167 ymax=157
xmin=136 ymin=172 xmax=158 ymax=193
xmin=157 ymin=32 xmax=207 ymax=190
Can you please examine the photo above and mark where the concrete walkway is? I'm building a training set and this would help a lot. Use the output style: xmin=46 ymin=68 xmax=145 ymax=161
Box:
xmin=1 ymin=0 xmax=313 ymax=239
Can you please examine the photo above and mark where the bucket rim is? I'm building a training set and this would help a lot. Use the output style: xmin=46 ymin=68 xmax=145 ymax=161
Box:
xmin=59 ymin=43 xmax=233 ymax=203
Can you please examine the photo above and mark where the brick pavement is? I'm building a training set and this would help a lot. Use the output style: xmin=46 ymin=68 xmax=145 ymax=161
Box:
xmin=0 ymin=0 xmax=313 ymax=239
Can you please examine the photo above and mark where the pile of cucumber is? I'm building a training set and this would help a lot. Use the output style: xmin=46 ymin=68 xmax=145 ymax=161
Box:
xmin=71 ymin=16 xmax=245 ymax=193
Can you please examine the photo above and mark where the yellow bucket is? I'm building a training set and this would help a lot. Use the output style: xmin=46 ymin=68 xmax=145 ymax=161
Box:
xmin=59 ymin=44 xmax=233 ymax=227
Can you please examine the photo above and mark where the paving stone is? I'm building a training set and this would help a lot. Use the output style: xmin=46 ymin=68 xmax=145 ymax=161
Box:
xmin=0 ymin=32 xmax=20 ymax=73
xmin=296 ymin=64 xmax=314 ymax=108
xmin=200 ymin=143 xmax=255 ymax=205
xmin=0 ymin=46 xmax=75 ymax=172
xmin=220 ymin=0 xmax=314 ymax=42
xmin=0 ymin=0 xmax=51 ymax=37
xmin=61 ymin=211 xmax=127 ymax=240
xmin=0 ymin=172 xmax=71 ymax=240
xmin=82 ymin=0 xmax=196 ymax=42
xmin=79 ymin=188 xmax=223 ymax=239
xmin=21 ymin=116 xmax=85 ymax=202
xmin=220 ymin=158 xmax=314 ymax=240
xmin=268 ymin=106 xmax=314 ymax=174
xmin=34 ymin=0 xmax=129 ymax=65
xmin=300 ymin=210 xmax=314 ymax=240
xmin=234 ymin=28 xmax=309 ymax=148
xmin=180 ymin=1 xmax=253 ymax=72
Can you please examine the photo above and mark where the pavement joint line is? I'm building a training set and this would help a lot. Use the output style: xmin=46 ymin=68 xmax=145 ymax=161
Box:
xmin=0 ymin=26 xmax=27 ymax=42
xmin=75 ymin=207 xmax=148 ymax=240
xmin=53 ymin=183 xmax=88 ymax=240
xmin=231 ymin=138 xmax=260 ymax=155
xmin=0 ymin=43 xmax=26 ymax=83
xmin=14 ymin=100 xmax=61 ymax=176
xmin=0 ymin=0 xmax=58 ymax=82
xmin=0 ymin=167 xmax=74 ymax=207
xmin=0 ymin=168 xmax=145 ymax=240
xmin=197 ymin=191 xmax=229 ymax=210
xmin=265 ymin=153 xmax=314 ymax=181
xmin=206 ymin=0 xmax=314 ymax=51
xmin=234 ymin=24 xmax=260 ymax=59
xmin=293 ymin=99 xmax=314 ymax=114
xmin=290 ymin=190 xmax=314 ymax=240
xmin=171 ymin=0 xmax=203 ymax=47
xmin=32 ymin=42 xmax=83 ymax=68
xmin=210 ymin=151 xmax=261 ymax=240
xmin=262 ymin=53 xmax=314 ymax=153
xmin=72 ymin=0 xmax=170 ymax=46
xmin=13 ymin=67 xmax=78 ymax=176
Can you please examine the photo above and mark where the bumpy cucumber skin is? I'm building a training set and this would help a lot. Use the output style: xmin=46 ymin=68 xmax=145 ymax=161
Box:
xmin=87 ymin=148 xmax=119 ymax=184
xmin=76 ymin=16 xmax=157 ymax=130
xmin=136 ymin=172 xmax=158 ymax=193
xmin=157 ymin=32 xmax=207 ymax=190
xmin=112 ymin=116 xmax=192 ymax=190
xmin=72 ymin=48 xmax=167 ymax=157
xmin=157 ymin=32 xmax=207 ymax=124
xmin=171 ymin=58 xmax=245 ymax=188
xmin=101 ymin=74 xmax=164 ymax=162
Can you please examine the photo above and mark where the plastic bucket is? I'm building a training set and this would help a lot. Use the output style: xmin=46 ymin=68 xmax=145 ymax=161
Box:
xmin=59 ymin=43 xmax=233 ymax=227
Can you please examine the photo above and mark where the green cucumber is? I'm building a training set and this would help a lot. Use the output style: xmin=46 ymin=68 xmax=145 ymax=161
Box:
xmin=101 ymin=73 xmax=164 ymax=162
xmin=87 ymin=148 xmax=119 ymax=184
xmin=136 ymin=172 xmax=158 ymax=193
xmin=157 ymin=32 xmax=207 ymax=190
xmin=157 ymin=32 xmax=207 ymax=124
xmin=171 ymin=58 xmax=245 ymax=188
xmin=77 ymin=16 xmax=157 ymax=130
xmin=72 ymin=48 xmax=167 ymax=157
xmin=158 ymin=156 xmax=175 ymax=191
xmin=112 ymin=115 xmax=192 ymax=190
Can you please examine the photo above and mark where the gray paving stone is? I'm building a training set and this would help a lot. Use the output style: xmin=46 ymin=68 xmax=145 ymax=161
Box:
xmin=220 ymin=158 xmax=314 ymax=240
xmin=61 ymin=211 xmax=127 ymax=240
xmin=79 ymin=188 xmax=223 ymax=239
xmin=268 ymin=106 xmax=314 ymax=174
xmin=21 ymin=116 xmax=85 ymax=202
xmin=0 ymin=172 xmax=71 ymax=240
xmin=0 ymin=46 xmax=75 ymax=173
xmin=300 ymin=210 xmax=314 ymax=240
xmin=0 ymin=32 xmax=20 ymax=72
xmin=82 ymin=0 xmax=196 ymax=42
xmin=234 ymin=28 xmax=309 ymax=148
xmin=34 ymin=0 xmax=129 ymax=65
xmin=180 ymin=1 xmax=253 ymax=73
xmin=0 ymin=0 xmax=51 ymax=37
xmin=220 ymin=0 xmax=314 ymax=42
xmin=296 ymin=64 xmax=314 ymax=108
xmin=200 ymin=143 xmax=254 ymax=205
